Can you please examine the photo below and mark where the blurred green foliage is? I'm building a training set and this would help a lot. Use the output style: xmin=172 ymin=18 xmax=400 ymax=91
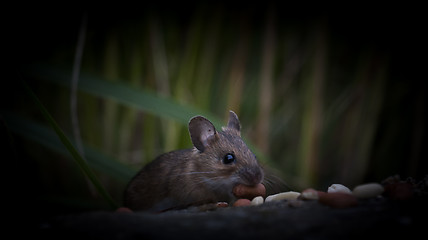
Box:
xmin=4 ymin=4 xmax=426 ymax=213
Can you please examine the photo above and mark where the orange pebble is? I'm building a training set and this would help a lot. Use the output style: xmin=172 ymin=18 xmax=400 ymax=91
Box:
xmin=233 ymin=183 xmax=266 ymax=199
xmin=318 ymin=192 xmax=358 ymax=208
xmin=233 ymin=198 xmax=252 ymax=207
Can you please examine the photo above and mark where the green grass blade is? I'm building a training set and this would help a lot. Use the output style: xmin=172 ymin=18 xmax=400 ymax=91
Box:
xmin=22 ymin=81 xmax=119 ymax=209
xmin=25 ymin=64 xmax=270 ymax=164
xmin=26 ymin=65 xmax=222 ymax=127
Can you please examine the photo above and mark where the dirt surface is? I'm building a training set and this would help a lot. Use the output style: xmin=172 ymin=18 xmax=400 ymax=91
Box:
xmin=37 ymin=196 xmax=426 ymax=240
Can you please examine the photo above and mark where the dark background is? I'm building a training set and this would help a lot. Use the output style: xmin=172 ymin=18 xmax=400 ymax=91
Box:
xmin=5 ymin=2 xmax=427 ymax=218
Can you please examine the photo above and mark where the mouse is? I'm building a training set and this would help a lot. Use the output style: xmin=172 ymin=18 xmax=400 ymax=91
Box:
xmin=124 ymin=111 xmax=266 ymax=212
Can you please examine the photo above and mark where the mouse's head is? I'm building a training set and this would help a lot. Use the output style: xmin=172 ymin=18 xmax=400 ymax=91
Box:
xmin=188 ymin=111 xmax=264 ymax=191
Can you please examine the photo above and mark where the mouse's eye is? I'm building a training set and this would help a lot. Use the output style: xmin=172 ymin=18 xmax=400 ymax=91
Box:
xmin=222 ymin=153 xmax=236 ymax=164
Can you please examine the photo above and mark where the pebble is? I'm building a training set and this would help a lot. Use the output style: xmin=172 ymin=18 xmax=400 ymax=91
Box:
xmin=300 ymin=188 xmax=319 ymax=200
xmin=265 ymin=191 xmax=301 ymax=202
xmin=383 ymin=182 xmax=414 ymax=200
xmin=233 ymin=198 xmax=252 ymax=207
xmin=327 ymin=184 xmax=351 ymax=194
xmin=233 ymin=183 xmax=266 ymax=199
xmin=352 ymin=183 xmax=384 ymax=199
xmin=318 ymin=192 xmax=358 ymax=208
xmin=216 ymin=202 xmax=229 ymax=208
xmin=251 ymin=196 xmax=264 ymax=206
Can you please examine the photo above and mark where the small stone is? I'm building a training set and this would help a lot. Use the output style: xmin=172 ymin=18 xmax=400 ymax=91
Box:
xmin=216 ymin=202 xmax=229 ymax=208
xmin=384 ymin=182 xmax=414 ymax=200
xmin=352 ymin=183 xmax=384 ymax=199
xmin=327 ymin=184 xmax=352 ymax=194
xmin=318 ymin=192 xmax=358 ymax=208
xmin=233 ymin=183 xmax=266 ymax=199
xmin=233 ymin=198 xmax=252 ymax=207
xmin=300 ymin=188 xmax=319 ymax=200
xmin=250 ymin=196 xmax=264 ymax=206
xmin=265 ymin=191 xmax=301 ymax=202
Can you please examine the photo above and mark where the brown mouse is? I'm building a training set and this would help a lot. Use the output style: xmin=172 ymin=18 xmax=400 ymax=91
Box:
xmin=124 ymin=111 xmax=264 ymax=212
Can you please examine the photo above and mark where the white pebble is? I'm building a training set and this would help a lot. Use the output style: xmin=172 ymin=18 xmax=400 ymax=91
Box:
xmin=301 ymin=189 xmax=319 ymax=200
xmin=327 ymin=184 xmax=352 ymax=194
xmin=352 ymin=183 xmax=384 ymax=199
xmin=250 ymin=196 xmax=264 ymax=206
xmin=265 ymin=191 xmax=301 ymax=202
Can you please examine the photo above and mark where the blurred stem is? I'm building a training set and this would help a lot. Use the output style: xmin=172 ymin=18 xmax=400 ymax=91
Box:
xmin=103 ymin=32 xmax=120 ymax=156
xmin=166 ymin=12 xmax=203 ymax=151
xmin=118 ymin=44 xmax=142 ymax=163
xmin=70 ymin=13 xmax=87 ymax=158
xmin=149 ymin=16 xmax=170 ymax=97
xmin=149 ymin=15 xmax=176 ymax=153
xmin=256 ymin=11 xmax=275 ymax=154
xmin=226 ymin=18 xmax=249 ymax=116
xmin=70 ymin=13 xmax=98 ymax=196
xmin=341 ymin=54 xmax=387 ymax=185
xmin=194 ymin=12 xmax=221 ymax=110
xmin=299 ymin=23 xmax=327 ymax=186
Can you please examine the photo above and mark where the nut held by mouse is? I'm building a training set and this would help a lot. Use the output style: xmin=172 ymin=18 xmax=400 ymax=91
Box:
xmin=124 ymin=111 xmax=264 ymax=212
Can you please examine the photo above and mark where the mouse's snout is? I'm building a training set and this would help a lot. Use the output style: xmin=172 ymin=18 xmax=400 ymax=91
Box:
xmin=238 ymin=166 xmax=264 ymax=186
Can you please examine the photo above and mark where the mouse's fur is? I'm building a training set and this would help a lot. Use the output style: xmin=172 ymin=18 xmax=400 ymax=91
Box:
xmin=124 ymin=111 xmax=264 ymax=211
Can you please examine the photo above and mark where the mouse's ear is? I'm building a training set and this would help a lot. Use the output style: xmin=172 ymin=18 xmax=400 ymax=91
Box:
xmin=226 ymin=110 xmax=241 ymax=135
xmin=189 ymin=116 xmax=217 ymax=152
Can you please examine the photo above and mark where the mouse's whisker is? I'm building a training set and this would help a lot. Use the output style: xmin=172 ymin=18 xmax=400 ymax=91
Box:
xmin=262 ymin=174 xmax=290 ymax=193
xmin=171 ymin=171 xmax=217 ymax=177
xmin=187 ymin=175 xmax=227 ymax=189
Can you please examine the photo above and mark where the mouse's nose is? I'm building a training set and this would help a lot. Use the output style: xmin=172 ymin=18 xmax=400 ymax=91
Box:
xmin=239 ymin=166 xmax=264 ymax=186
